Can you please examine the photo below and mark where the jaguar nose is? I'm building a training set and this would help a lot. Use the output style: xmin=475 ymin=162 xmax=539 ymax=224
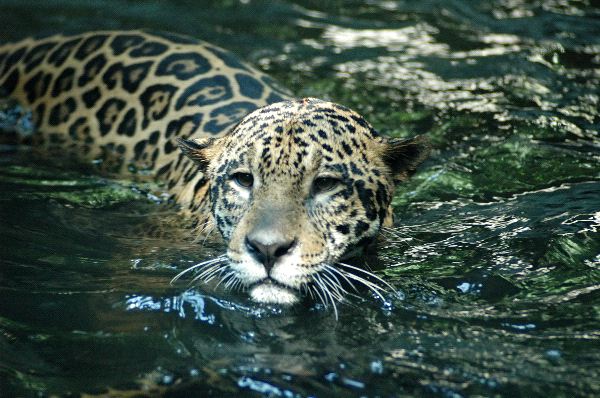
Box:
xmin=245 ymin=233 xmax=296 ymax=273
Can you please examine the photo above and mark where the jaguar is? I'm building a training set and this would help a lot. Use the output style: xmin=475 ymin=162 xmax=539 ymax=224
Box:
xmin=0 ymin=30 xmax=428 ymax=309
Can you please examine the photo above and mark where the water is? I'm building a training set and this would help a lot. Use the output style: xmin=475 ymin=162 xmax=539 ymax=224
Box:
xmin=1 ymin=1 xmax=599 ymax=396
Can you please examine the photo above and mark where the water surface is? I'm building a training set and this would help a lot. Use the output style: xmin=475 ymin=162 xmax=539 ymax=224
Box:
xmin=1 ymin=1 xmax=599 ymax=396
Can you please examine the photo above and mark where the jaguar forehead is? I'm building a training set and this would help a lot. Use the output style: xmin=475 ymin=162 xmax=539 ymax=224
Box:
xmin=220 ymin=120 xmax=324 ymax=179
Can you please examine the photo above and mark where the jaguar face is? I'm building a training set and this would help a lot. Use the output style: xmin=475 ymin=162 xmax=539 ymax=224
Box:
xmin=178 ymin=98 xmax=428 ymax=306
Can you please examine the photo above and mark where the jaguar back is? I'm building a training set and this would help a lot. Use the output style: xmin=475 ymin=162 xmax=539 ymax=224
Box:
xmin=0 ymin=30 xmax=290 ymax=182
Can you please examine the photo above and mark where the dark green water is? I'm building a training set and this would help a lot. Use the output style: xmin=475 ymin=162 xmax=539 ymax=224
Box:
xmin=1 ymin=1 xmax=599 ymax=397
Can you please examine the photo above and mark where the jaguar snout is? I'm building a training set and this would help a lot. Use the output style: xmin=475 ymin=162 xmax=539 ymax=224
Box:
xmin=245 ymin=231 xmax=297 ymax=273
xmin=241 ymin=227 xmax=301 ymax=305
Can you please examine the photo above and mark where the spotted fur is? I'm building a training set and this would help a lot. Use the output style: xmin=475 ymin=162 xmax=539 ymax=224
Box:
xmin=0 ymin=31 xmax=288 ymax=194
xmin=1 ymin=31 xmax=428 ymax=306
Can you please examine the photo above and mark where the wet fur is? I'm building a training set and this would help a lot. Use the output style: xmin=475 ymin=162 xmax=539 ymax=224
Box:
xmin=1 ymin=31 xmax=428 ymax=307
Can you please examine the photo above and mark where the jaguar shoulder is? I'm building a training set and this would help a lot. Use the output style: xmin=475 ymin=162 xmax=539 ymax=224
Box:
xmin=0 ymin=30 xmax=429 ymax=306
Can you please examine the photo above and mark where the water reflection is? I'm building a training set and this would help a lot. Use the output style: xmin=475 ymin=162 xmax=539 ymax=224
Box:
xmin=322 ymin=24 xmax=447 ymax=54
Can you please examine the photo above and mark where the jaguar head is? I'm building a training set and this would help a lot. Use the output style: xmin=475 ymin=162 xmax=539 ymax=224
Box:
xmin=178 ymin=98 xmax=428 ymax=306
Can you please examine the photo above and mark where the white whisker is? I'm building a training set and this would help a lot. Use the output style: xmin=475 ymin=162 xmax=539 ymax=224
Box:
xmin=311 ymin=277 xmax=329 ymax=308
xmin=302 ymin=281 xmax=315 ymax=300
xmin=224 ymin=272 xmax=241 ymax=290
xmin=170 ymin=255 xmax=227 ymax=284
xmin=191 ymin=262 xmax=227 ymax=284
xmin=214 ymin=270 xmax=236 ymax=289
xmin=323 ymin=265 xmax=359 ymax=294
xmin=336 ymin=269 xmax=386 ymax=301
xmin=312 ymin=273 xmax=339 ymax=320
xmin=336 ymin=261 xmax=397 ymax=293
xmin=191 ymin=220 xmax=213 ymax=242
xmin=195 ymin=261 xmax=226 ymax=279
xmin=231 ymin=278 xmax=243 ymax=292
xmin=319 ymin=272 xmax=346 ymax=301
xmin=316 ymin=273 xmax=339 ymax=320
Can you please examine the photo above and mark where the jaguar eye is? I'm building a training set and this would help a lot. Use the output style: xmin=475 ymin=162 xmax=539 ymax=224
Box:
xmin=231 ymin=172 xmax=254 ymax=188
xmin=312 ymin=176 xmax=342 ymax=195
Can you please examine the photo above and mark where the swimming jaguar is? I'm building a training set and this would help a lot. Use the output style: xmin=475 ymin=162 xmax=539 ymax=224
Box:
xmin=0 ymin=30 xmax=428 ymax=308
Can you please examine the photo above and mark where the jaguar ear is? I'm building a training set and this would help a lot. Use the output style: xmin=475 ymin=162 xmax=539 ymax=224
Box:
xmin=177 ymin=137 xmax=217 ymax=172
xmin=382 ymin=135 xmax=430 ymax=183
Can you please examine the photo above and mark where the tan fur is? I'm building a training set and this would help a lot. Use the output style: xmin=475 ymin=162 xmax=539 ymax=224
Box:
xmin=1 ymin=31 xmax=428 ymax=305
